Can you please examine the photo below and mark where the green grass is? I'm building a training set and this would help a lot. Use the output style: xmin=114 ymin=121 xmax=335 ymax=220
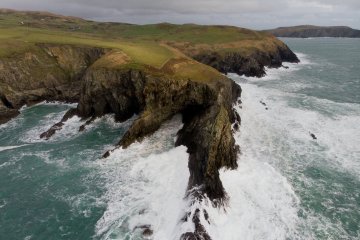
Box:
xmin=0 ymin=26 xmax=175 ymax=68
xmin=0 ymin=9 xmax=283 ymax=82
xmin=0 ymin=9 xmax=271 ymax=44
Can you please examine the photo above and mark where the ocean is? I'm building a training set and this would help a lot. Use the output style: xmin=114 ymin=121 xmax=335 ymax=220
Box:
xmin=0 ymin=38 xmax=359 ymax=240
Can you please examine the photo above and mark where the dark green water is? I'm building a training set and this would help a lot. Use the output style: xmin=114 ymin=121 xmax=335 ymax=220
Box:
xmin=0 ymin=38 xmax=359 ymax=240
xmin=0 ymin=104 xmax=129 ymax=239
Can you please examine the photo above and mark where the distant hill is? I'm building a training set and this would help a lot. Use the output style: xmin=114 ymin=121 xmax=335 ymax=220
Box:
xmin=266 ymin=25 xmax=360 ymax=38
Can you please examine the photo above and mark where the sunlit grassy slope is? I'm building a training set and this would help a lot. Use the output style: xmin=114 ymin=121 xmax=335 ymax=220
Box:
xmin=0 ymin=9 xmax=282 ymax=80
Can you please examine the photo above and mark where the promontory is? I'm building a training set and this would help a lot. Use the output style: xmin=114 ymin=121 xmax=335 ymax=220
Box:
xmin=266 ymin=25 xmax=360 ymax=38
xmin=0 ymin=8 xmax=299 ymax=239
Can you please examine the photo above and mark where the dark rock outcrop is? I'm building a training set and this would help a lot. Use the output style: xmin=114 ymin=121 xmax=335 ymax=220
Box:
xmin=193 ymin=45 xmax=299 ymax=77
xmin=38 ymin=60 xmax=241 ymax=204
xmin=181 ymin=209 xmax=212 ymax=240
xmin=310 ymin=132 xmax=317 ymax=140
xmin=40 ymin=108 xmax=79 ymax=139
xmin=74 ymin=67 xmax=241 ymax=203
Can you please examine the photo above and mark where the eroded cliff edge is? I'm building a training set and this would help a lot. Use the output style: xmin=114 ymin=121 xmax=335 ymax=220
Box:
xmin=0 ymin=42 xmax=299 ymax=201
xmin=0 ymin=43 xmax=245 ymax=199
xmin=0 ymin=41 xmax=297 ymax=238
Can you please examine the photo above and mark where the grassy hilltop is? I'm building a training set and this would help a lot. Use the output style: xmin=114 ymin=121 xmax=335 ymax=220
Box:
xmin=0 ymin=8 xmax=289 ymax=77
xmin=0 ymin=10 xmax=299 ymax=229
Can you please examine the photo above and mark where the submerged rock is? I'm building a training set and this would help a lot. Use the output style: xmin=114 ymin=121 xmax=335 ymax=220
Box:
xmin=310 ymin=132 xmax=317 ymax=140
xmin=40 ymin=108 xmax=79 ymax=139
xmin=260 ymin=100 xmax=267 ymax=106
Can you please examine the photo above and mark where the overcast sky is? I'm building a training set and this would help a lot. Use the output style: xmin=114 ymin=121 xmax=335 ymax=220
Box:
xmin=1 ymin=0 xmax=359 ymax=29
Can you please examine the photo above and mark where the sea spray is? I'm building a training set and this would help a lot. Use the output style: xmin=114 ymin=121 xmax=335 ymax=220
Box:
xmin=94 ymin=115 xmax=191 ymax=240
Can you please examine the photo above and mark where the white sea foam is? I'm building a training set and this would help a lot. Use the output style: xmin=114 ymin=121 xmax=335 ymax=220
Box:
xmin=20 ymin=101 xmax=77 ymax=110
xmin=0 ymin=161 xmax=12 ymax=169
xmin=92 ymin=54 xmax=323 ymax=240
xmin=181 ymin=91 xmax=302 ymax=240
xmin=21 ymin=113 xmax=87 ymax=143
xmin=183 ymin=160 xmax=300 ymax=239
xmin=18 ymin=101 xmax=77 ymax=113
xmin=94 ymin=115 xmax=190 ymax=240
xmin=236 ymin=82 xmax=360 ymax=177
xmin=0 ymin=144 xmax=28 ymax=152
xmin=0 ymin=114 xmax=24 ymax=131
xmin=186 ymin=51 xmax=360 ymax=239
xmin=222 ymin=60 xmax=360 ymax=239
xmin=295 ymin=52 xmax=313 ymax=65
xmin=20 ymin=110 xmax=68 ymax=143
xmin=50 ymin=115 xmax=83 ymax=141
xmin=0 ymin=200 xmax=6 ymax=209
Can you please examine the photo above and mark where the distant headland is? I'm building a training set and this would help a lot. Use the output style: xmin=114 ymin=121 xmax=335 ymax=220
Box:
xmin=266 ymin=25 xmax=360 ymax=38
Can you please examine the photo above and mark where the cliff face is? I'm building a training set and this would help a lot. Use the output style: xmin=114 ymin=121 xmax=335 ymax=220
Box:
xmin=0 ymin=41 xmax=296 ymax=238
xmin=193 ymin=44 xmax=299 ymax=77
xmin=3 ymin=44 xmax=241 ymax=204
xmin=74 ymin=65 xmax=241 ymax=201
xmin=0 ymin=44 xmax=106 ymax=123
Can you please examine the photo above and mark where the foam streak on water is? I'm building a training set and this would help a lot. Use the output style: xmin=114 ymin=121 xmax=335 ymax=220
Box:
xmin=0 ymin=144 xmax=28 ymax=152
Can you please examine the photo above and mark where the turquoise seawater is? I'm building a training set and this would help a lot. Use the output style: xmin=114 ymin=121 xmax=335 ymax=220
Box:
xmin=0 ymin=38 xmax=359 ymax=240
xmin=0 ymin=105 xmax=130 ymax=239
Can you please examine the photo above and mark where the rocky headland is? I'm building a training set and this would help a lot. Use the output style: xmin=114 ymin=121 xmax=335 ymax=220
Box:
xmin=0 ymin=9 xmax=299 ymax=239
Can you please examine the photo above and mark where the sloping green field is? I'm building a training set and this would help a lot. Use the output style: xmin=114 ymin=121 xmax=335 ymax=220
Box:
xmin=0 ymin=9 xmax=283 ymax=80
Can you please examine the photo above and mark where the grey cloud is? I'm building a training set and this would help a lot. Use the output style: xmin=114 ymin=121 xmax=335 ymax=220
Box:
xmin=0 ymin=0 xmax=359 ymax=29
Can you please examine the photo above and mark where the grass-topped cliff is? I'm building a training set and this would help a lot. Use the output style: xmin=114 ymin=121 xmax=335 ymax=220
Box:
xmin=0 ymin=8 xmax=298 ymax=122
xmin=0 ymin=9 xmax=297 ymax=70
xmin=0 ymin=9 xmax=298 ymax=239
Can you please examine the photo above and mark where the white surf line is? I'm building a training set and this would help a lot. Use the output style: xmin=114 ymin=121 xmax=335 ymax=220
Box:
xmin=0 ymin=144 xmax=29 ymax=152
xmin=20 ymin=101 xmax=77 ymax=110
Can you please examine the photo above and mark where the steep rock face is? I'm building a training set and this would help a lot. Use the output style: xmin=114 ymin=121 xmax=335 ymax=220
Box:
xmin=0 ymin=41 xmax=243 ymax=203
xmin=0 ymin=44 xmax=106 ymax=123
xmin=176 ymin=103 xmax=239 ymax=201
xmin=193 ymin=45 xmax=299 ymax=77
xmin=57 ymin=65 xmax=240 ymax=201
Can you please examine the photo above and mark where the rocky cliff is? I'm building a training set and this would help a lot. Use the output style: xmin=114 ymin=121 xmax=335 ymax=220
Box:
xmin=0 ymin=9 xmax=301 ymax=239
xmin=0 ymin=41 xmax=296 ymax=239
xmin=82 ymin=67 xmax=241 ymax=200
xmin=191 ymin=42 xmax=299 ymax=77
xmin=39 ymin=51 xmax=241 ymax=202
xmin=0 ymin=43 xmax=242 ymax=201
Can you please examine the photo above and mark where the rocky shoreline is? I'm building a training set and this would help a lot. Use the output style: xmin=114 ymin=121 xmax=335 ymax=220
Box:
xmin=193 ymin=44 xmax=299 ymax=77
xmin=0 ymin=42 xmax=297 ymax=239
